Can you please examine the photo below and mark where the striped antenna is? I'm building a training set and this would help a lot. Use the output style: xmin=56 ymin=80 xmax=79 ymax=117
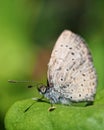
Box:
xmin=8 ymin=80 xmax=44 ymax=88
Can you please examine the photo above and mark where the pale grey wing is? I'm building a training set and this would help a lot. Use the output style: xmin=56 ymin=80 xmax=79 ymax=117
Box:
xmin=47 ymin=30 xmax=97 ymax=102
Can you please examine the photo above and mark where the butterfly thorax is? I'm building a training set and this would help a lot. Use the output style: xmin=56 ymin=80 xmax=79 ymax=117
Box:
xmin=38 ymin=86 xmax=71 ymax=104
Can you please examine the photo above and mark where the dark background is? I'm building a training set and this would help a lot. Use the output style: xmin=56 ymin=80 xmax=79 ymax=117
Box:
xmin=0 ymin=0 xmax=103 ymax=129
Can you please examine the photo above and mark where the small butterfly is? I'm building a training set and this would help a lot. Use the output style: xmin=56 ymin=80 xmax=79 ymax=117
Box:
xmin=37 ymin=30 xmax=97 ymax=111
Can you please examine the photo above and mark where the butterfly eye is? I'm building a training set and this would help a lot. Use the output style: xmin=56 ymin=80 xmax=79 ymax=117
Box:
xmin=38 ymin=86 xmax=47 ymax=94
xmin=42 ymin=87 xmax=46 ymax=93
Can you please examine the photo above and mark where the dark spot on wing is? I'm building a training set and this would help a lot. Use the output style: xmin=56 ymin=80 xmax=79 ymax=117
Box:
xmin=82 ymin=73 xmax=85 ymax=76
xmin=57 ymin=67 xmax=62 ymax=71
xmin=63 ymin=86 xmax=67 ymax=88
xmin=61 ymin=78 xmax=63 ymax=81
xmin=73 ymin=68 xmax=75 ymax=71
xmin=55 ymin=50 xmax=58 ymax=52
xmin=81 ymin=84 xmax=83 ymax=86
xmin=69 ymin=47 xmax=72 ymax=49
xmin=71 ymin=52 xmax=75 ymax=55
xmin=86 ymin=94 xmax=88 ymax=96
xmin=66 ymin=68 xmax=69 ymax=71
xmin=92 ymin=82 xmax=95 ymax=85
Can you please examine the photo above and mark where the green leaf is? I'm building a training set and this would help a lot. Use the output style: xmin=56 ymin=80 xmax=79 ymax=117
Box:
xmin=5 ymin=98 xmax=104 ymax=130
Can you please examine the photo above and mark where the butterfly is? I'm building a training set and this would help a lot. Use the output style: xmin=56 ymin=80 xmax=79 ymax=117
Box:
xmin=37 ymin=30 xmax=97 ymax=111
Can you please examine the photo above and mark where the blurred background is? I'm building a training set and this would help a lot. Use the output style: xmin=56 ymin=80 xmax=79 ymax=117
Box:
xmin=0 ymin=0 xmax=104 ymax=129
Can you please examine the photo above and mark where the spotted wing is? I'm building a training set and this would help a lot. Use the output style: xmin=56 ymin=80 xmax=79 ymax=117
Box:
xmin=47 ymin=30 xmax=97 ymax=102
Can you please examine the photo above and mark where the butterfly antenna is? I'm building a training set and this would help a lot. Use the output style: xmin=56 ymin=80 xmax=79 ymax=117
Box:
xmin=8 ymin=80 xmax=29 ymax=83
xmin=8 ymin=80 xmax=44 ymax=88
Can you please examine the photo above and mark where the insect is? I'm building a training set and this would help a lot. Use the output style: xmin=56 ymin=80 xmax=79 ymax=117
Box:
xmin=8 ymin=30 xmax=97 ymax=111
xmin=37 ymin=30 xmax=97 ymax=111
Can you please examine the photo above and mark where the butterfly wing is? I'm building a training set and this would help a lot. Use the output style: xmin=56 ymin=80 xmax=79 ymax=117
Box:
xmin=47 ymin=30 xmax=97 ymax=102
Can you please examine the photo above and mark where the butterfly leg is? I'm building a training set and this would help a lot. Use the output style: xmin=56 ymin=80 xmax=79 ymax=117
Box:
xmin=48 ymin=103 xmax=56 ymax=111
xmin=25 ymin=96 xmax=44 ymax=112
xmin=32 ymin=95 xmax=44 ymax=102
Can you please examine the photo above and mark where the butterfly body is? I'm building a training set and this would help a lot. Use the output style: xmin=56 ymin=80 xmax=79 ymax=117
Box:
xmin=44 ymin=87 xmax=71 ymax=104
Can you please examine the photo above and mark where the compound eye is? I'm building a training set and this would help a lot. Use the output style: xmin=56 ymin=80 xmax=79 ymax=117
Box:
xmin=41 ymin=86 xmax=46 ymax=93
xmin=38 ymin=86 xmax=47 ymax=94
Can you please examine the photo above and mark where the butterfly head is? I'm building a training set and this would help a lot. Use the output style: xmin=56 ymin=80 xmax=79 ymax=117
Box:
xmin=37 ymin=85 xmax=47 ymax=95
